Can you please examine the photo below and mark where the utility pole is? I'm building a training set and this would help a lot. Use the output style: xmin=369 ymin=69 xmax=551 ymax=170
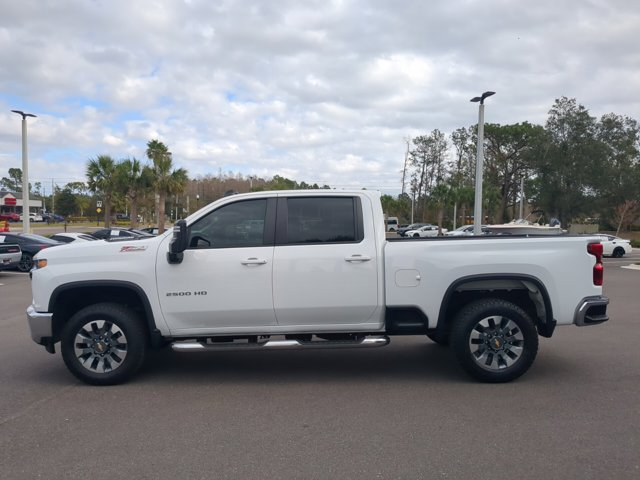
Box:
xmin=519 ymin=176 xmax=525 ymax=219
xmin=401 ymin=137 xmax=411 ymax=195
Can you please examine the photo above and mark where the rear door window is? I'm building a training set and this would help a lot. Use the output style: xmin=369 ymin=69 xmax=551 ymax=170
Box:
xmin=279 ymin=197 xmax=363 ymax=244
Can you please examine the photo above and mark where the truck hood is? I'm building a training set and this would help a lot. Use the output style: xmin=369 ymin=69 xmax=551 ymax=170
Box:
xmin=35 ymin=236 xmax=162 ymax=264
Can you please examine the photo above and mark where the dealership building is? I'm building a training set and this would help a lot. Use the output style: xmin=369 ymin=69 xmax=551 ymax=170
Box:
xmin=0 ymin=191 xmax=43 ymax=217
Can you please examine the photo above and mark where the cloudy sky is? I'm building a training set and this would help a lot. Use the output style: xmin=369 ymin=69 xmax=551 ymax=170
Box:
xmin=1 ymin=0 xmax=638 ymax=196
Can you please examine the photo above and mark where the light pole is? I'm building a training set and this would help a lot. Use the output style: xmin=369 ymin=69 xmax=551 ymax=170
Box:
xmin=11 ymin=110 xmax=37 ymax=234
xmin=470 ymin=91 xmax=495 ymax=235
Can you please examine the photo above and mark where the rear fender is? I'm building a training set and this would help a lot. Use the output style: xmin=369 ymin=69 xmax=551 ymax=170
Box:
xmin=436 ymin=274 xmax=556 ymax=338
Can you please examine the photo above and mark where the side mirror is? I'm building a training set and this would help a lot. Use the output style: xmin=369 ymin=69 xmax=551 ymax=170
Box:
xmin=167 ymin=219 xmax=188 ymax=264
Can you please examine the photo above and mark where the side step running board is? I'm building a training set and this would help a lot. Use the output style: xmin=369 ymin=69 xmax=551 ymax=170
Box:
xmin=171 ymin=335 xmax=390 ymax=352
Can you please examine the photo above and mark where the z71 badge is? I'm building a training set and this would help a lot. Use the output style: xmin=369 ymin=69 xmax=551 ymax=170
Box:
xmin=120 ymin=246 xmax=148 ymax=252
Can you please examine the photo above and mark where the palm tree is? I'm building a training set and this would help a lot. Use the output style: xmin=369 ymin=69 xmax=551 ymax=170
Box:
xmin=146 ymin=140 xmax=188 ymax=234
xmin=86 ymin=155 xmax=117 ymax=228
xmin=430 ymin=183 xmax=452 ymax=233
xmin=115 ymin=158 xmax=153 ymax=229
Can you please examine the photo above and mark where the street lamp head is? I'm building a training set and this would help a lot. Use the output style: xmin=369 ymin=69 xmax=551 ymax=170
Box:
xmin=469 ymin=91 xmax=496 ymax=105
xmin=11 ymin=110 xmax=37 ymax=119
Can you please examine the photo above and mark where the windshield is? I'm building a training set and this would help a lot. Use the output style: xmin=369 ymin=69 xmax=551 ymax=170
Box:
xmin=19 ymin=234 xmax=62 ymax=244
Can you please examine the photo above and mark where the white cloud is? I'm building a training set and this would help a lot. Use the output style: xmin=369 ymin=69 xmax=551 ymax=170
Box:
xmin=0 ymin=0 xmax=639 ymax=194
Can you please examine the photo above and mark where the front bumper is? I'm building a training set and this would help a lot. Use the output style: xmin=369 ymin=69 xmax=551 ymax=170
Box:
xmin=26 ymin=305 xmax=54 ymax=349
xmin=574 ymin=296 xmax=609 ymax=326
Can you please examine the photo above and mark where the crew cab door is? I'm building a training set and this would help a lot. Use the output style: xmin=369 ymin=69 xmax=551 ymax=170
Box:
xmin=156 ymin=198 xmax=277 ymax=334
xmin=272 ymin=195 xmax=380 ymax=328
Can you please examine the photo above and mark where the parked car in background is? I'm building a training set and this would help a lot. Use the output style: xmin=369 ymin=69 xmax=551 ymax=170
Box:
xmin=405 ymin=224 xmax=448 ymax=238
xmin=91 ymin=228 xmax=155 ymax=240
xmin=397 ymin=223 xmax=429 ymax=237
xmin=42 ymin=213 xmax=65 ymax=223
xmin=385 ymin=216 xmax=399 ymax=232
xmin=0 ymin=233 xmax=62 ymax=272
xmin=446 ymin=225 xmax=491 ymax=236
xmin=139 ymin=227 xmax=160 ymax=235
xmin=20 ymin=213 xmax=44 ymax=222
xmin=0 ymin=242 xmax=21 ymax=271
xmin=595 ymin=234 xmax=632 ymax=257
xmin=49 ymin=232 xmax=98 ymax=243
xmin=0 ymin=212 xmax=21 ymax=222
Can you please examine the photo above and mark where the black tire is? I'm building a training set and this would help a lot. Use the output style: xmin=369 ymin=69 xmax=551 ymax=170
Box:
xmin=61 ymin=303 xmax=147 ymax=385
xmin=613 ymin=247 xmax=624 ymax=258
xmin=426 ymin=331 xmax=449 ymax=346
xmin=413 ymin=233 xmax=420 ymax=238
xmin=17 ymin=253 xmax=33 ymax=272
xmin=450 ymin=299 xmax=538 ymax=383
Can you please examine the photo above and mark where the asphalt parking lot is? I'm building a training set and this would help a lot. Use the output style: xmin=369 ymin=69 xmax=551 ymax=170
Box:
xmin=1 ymin=252 xmax=639 ymax=479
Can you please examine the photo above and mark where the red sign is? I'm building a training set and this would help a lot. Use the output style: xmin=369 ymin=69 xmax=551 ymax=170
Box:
xmin=4 ymin=197 xmax=16 ymax=206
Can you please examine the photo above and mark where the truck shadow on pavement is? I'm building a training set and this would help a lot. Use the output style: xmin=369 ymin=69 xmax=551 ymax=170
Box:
xmin=138 ymin=341 xmax=466 ymax=385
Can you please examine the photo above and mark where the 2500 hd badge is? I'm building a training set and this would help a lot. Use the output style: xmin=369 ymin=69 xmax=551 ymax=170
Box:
xmin=166 ymin=291 xmax=208 ymax=297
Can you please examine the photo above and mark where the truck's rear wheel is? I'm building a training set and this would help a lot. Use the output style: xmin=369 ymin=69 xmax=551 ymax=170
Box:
xmin=450 ymin=299 xmax=538 ymax=383
xmin=61 ymin=303 xmax=147 ymax=385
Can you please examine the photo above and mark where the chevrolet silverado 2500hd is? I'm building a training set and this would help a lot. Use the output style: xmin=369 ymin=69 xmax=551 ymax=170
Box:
xmin=26 ymin=190 xmax=609 ymax=385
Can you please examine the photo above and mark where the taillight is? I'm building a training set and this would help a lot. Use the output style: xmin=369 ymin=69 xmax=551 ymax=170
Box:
xmin=587 ymin=242 xmax=604 ymax=286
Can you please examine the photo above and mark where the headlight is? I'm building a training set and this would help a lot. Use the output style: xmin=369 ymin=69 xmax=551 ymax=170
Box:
xmin=33 ymin=259 xmax=48 ymax=269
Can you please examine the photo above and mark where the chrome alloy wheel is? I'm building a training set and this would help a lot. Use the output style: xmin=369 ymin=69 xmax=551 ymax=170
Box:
xmin=468 ymin=315 xmax=524 ymax=371
xmin=73 ymin=320 xmax=128 ymax=373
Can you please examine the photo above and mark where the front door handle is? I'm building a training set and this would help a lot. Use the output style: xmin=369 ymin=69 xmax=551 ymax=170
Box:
xmin=241 ymin=258 xmax=268 ymax=265
xmin=345 ymin=255 xmax=372 ymax=262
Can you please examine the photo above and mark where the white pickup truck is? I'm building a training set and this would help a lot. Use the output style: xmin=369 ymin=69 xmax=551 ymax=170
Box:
xmin=26 ymin=190 xmax=609 ymax=385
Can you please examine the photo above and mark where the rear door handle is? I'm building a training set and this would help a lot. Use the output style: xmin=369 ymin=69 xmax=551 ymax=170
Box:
xmin=345 ymin=255 xmax=372 ymax=262
xmin=241 ymin=258 xmax=268 ymax=265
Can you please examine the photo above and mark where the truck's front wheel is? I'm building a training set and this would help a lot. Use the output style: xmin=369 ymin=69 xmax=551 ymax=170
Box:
xmin=451 ymin=299 xmax=538 ymax=383
xmin=61 ymin=303 xmax=147 ymax=385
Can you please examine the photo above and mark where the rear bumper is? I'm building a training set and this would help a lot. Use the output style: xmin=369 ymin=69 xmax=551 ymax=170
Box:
xmin=26 ymin=305 xmax=54 ymax=345
xmin=573 ymin=296 xmax=609 ymax=326
xmin=0 ymin=254 xmax=21 ymax=271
